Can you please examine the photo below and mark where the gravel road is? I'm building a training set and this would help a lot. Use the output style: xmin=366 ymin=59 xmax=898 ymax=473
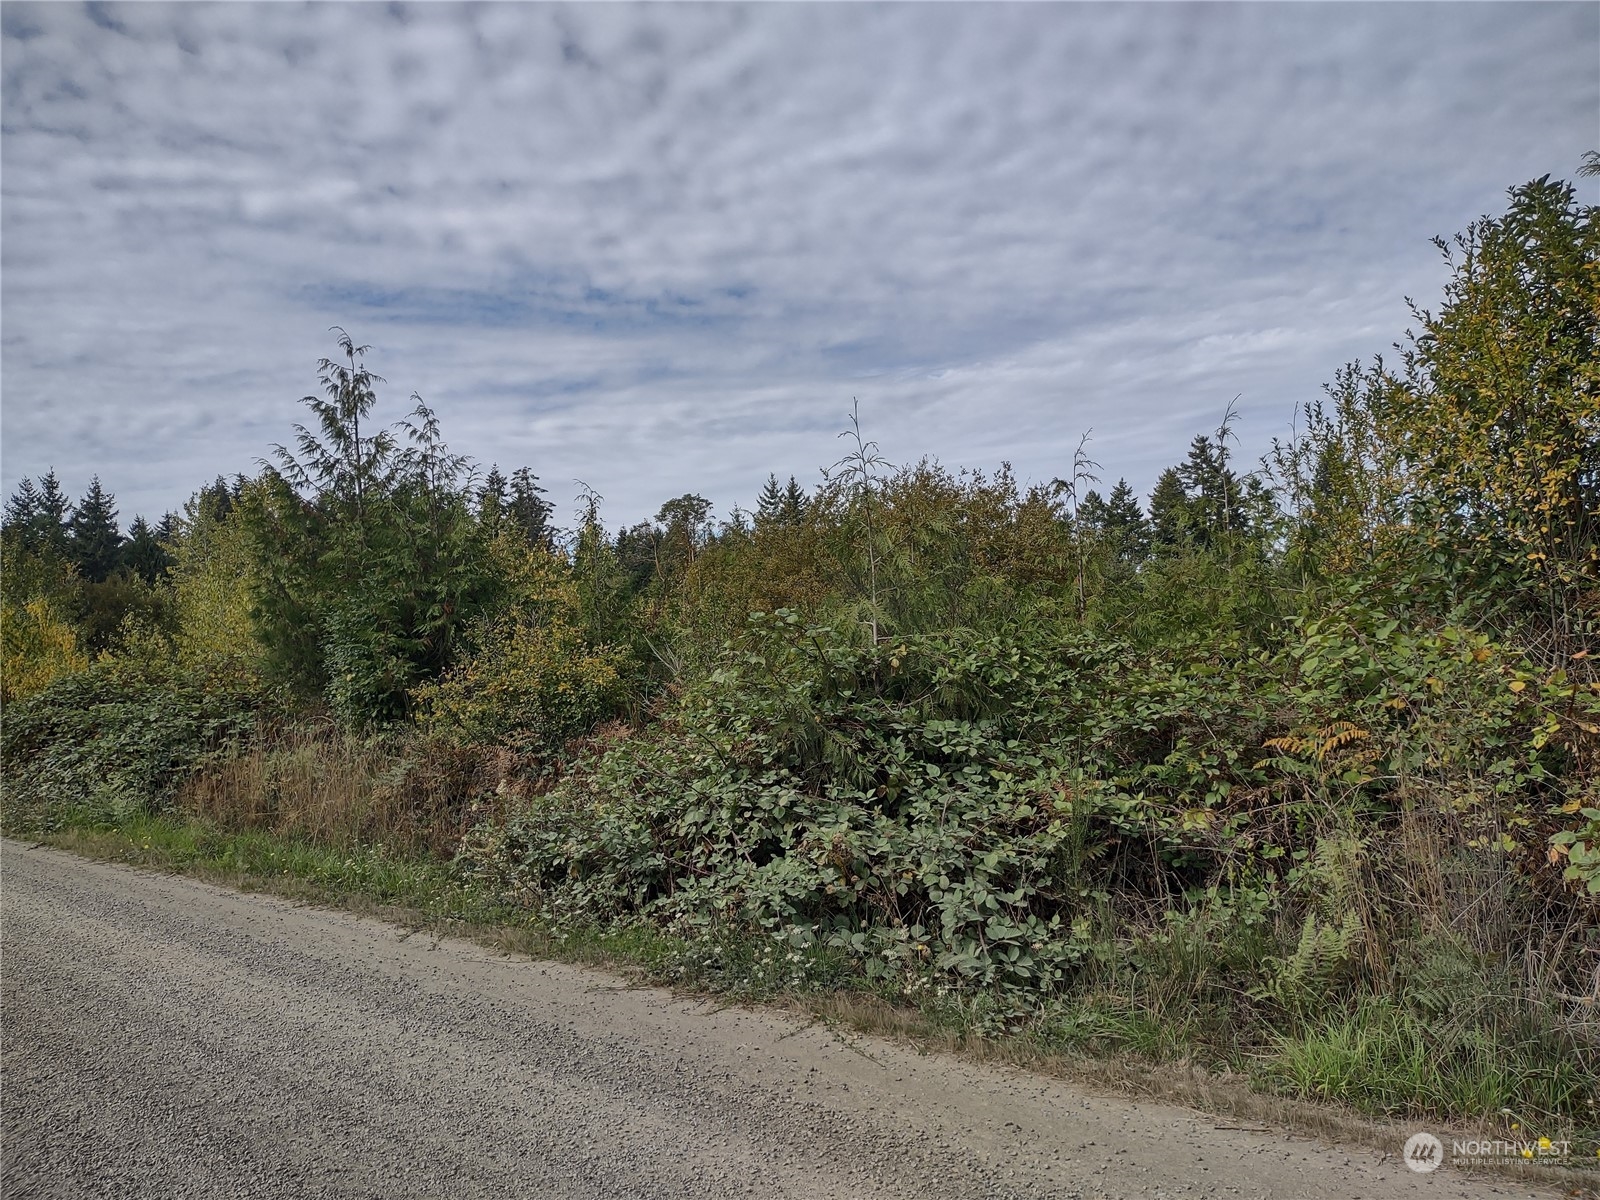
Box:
xmin=1 ymin=839 xmax=1559 ymax=1200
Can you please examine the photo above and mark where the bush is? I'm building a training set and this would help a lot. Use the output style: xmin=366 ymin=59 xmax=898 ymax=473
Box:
xmin=1 ymin=597 xmax=88 ymax=704
xmin=415 ymin=615 xmax=627 ymax=755
xmin=1 ymin=661 xmax=255 ymax=827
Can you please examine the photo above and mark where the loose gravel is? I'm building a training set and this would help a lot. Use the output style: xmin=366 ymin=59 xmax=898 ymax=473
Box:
xmin=1 ymin=840 xmax=1558 ymax=1200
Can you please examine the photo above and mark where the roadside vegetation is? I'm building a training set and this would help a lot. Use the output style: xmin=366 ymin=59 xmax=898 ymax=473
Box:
xmin=4 ymin=170 xmax=1597 ymax=1144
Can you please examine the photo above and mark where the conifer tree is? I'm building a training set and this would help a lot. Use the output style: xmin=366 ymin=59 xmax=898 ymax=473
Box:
xmin=123 ymin=515 xmax=171 ymax=584
xmin=780 ymin=475 xmax=808 ymax=525
xmin=507 ymin=468 xmax=552 ymax=548
xmin=67 ymin=476 xmax=123 ymax=583
xmin=478 ymin=465 xmax=509 ymax=535
xmin=1102 ymin=479 xmax=1151 ymax=561
xmin=1148 ymin=468 xmax=1190 ymax=549
xmin=3 ymin=478 xmax=41 ymax=540
xmin=756 ymin=474 xmax=784 ymax=525
xmin=34 ymin=470 xmax=72 ymax=556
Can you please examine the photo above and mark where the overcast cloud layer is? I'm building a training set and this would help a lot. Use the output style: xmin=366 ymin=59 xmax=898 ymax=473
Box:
xmin=3 ymin=2 xmax=1596 ymax=529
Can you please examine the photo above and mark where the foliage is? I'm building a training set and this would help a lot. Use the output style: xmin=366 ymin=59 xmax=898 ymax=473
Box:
xmin=416 ymin=538 xmax=630 ymax=755
xmin=7 ymin=167 xmax=1600 ymax=1130
xmin=1388 ymin=175 xmax=1599 ymax=605
xmin=1 ymin=596 xmax=88 ymax=704
xmin=0 ymin=661 xmax=255 ymax=825
xmin=244 ymin=331 xmax=505 ymax=726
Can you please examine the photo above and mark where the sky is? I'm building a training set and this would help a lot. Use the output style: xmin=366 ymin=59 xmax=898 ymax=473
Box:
xmin=2 ymin=2 xmax=1596 ymax=533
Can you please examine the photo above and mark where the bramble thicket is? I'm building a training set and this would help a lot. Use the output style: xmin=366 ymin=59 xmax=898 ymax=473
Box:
xmin=4 ymin=172 xmax=1597 ymax=1129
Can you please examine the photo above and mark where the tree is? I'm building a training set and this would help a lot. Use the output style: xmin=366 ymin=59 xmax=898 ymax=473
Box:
xmin=3 ymin=478 xmax=41 ymax=539
xmin=67 ymin=476 xmax=123 ymax=583
xmin=1148 ymin=468 xmax=1189 ymax=550
xmin=654 ymin=493 xmax=714 ymax=574
xmin=507 ymin=468 xmax=553 ymax=549
xmin=248 ymin=331 xmax=500 ymax=725
xmin=780 ymin=476 xmax=808 ymax=525
xmin=1386 ymin=174 xmax=1599 ymax=606
xmin=478 ymin=465 xmax=509 ymax=535
xmin=1177 ymin=433 xmax=1245 ymax=549
xmin=756 ymin=475 xmax=809 ymax=529
xmin=756 ymin=474 xmax=784 ymax=525
xmin=123 ymin=515 xmax=171 ymax=584
xmin=33 ymin=470 xmax=72 ymax=556
xmin=1099 ymin=479 xmax=1151 ymax=561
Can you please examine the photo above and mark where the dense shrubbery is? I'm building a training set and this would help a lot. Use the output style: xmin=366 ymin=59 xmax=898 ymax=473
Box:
xmin=3 ymin=170 xmax=1597 ymax=1127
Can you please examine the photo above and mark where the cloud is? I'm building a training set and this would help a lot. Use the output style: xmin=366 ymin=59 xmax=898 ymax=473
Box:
xmin=2 ymin=1 xmax=1595 ymax=528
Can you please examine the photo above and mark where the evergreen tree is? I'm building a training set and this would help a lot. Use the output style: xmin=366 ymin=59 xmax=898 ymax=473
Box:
xmin=155 ymin=511 xmax=181 ymax=543
xmin=756 ymin=474 xmax=784 ymax=525
xmin=1178 ymin=434 xmax=1246 ymax=547
xmin=614 ymin=521 xmax=660 ymax=593
xmin=1102 ymin=479 xmax=1151 ymax=561
xmin=507 ymin=468 xmax=552 ymax=548
xmin=1148 ymin=468 xmax=1190 ymax=549
xmin=34 ymin=470 xmax=73 ymax=556
xmin=780 ymin=476 xmax=808 ymax=525
xmin=1076 ymin=488 xmax=1110 ymax=530
xmin=756 ymin=474 xmax=808 ymax=528
xmin=4 ymin=477 xmax=41 ymax=534
xmin=196 ymin=476 xmax=237 ymax=524
xmin=67 ymin=476 xmax=123 ymax=583
xmin=478 ymin=465 xmax=509 ymax=535
xmin=123 ymin=515 xmax=171 ymax=584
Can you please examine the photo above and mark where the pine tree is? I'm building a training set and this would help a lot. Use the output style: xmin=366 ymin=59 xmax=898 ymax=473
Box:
xmin=123 ymin=515 xmax=171 ymax=584
xmin=1102 ymin=479 xmax=1151 ymax=561
xmin=34 ymin=470 xmax=72 ymax=555
xmin=507 ymin=468 xmax=552 ymax=548
xmin=1178 ymin=434 xmax=1245 ymax=547
xmin=780 ymin=476 xmax=808 ymax=525
xmin=67 ymin=476 xmax=124 ymax=583
xmin=3 ymin=477 xmax=41 ymax=540
xmin=756 ymin=474 xmax=784 ymax=525
xmin=1148 ymin=468 xmax=1190 ymax=549
xmin=478 ymin=465 xmax=509 ymax=535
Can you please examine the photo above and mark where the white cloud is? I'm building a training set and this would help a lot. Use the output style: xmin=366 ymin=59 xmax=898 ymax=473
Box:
xmin=2 ymin=1 xmax=1595 ymax=528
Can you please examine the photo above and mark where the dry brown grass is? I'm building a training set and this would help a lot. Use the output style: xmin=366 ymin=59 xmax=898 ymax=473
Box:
xmin=176 ymin=727 xmax=543 ymax=856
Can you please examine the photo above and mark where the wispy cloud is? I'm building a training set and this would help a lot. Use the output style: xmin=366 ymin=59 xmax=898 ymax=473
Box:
xmin=3 ymin=2 xmax=1595 ymax=527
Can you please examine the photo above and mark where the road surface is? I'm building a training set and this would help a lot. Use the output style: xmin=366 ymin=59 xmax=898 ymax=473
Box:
xmin=1 ymin=840 xmax=1557 ymax=1199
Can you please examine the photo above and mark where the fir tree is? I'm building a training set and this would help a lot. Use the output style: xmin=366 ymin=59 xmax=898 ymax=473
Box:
xmin=507 ymin=468 xmax=553 ymax=548
xmin=123 ymin=515 xmax=171 ymax=584
xmin=478 ymin=465 xmax=509 ymax=535
xmin=779 ymin=475 xmax=808 ymax=525
xmin=1178 ymin=433 xmax=1246 ymax=547
xmin=1102 ymin=479 xmax=1151 ymax=561
xmin=196 ymin=476 xmax=236 ymax=524
xmin=756 ymin=474 xmax=808 ymax=528
xmin=67 ymin=476 xmax=123 ymax=583
xmin=756 ymin=474 xmax=784 ymax=525
xmin=34 ymin=470 xmax=73 ymax=555
xmin=1148 ymin=468 xmax=1190 ymax=549
xmin=3 ymin=477 xmax=41 ymax=540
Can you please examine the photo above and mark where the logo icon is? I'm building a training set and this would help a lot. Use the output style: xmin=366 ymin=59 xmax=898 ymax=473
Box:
xmin=1404 ymin=1132 xmax=1444 ymax=1173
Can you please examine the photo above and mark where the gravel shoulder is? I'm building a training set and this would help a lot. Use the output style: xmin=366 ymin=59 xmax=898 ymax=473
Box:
xmin=0 ymin=839 xmax=1562 ymax=1200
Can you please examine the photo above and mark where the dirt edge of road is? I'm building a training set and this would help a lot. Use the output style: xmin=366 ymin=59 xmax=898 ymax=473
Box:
xmin=11 ymin=831 xmax=1594 ymax=1197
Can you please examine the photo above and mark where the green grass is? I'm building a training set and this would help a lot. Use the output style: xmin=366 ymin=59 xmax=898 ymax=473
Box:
xmin=1266 ymin=999 xmax=1598 ymax=1124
